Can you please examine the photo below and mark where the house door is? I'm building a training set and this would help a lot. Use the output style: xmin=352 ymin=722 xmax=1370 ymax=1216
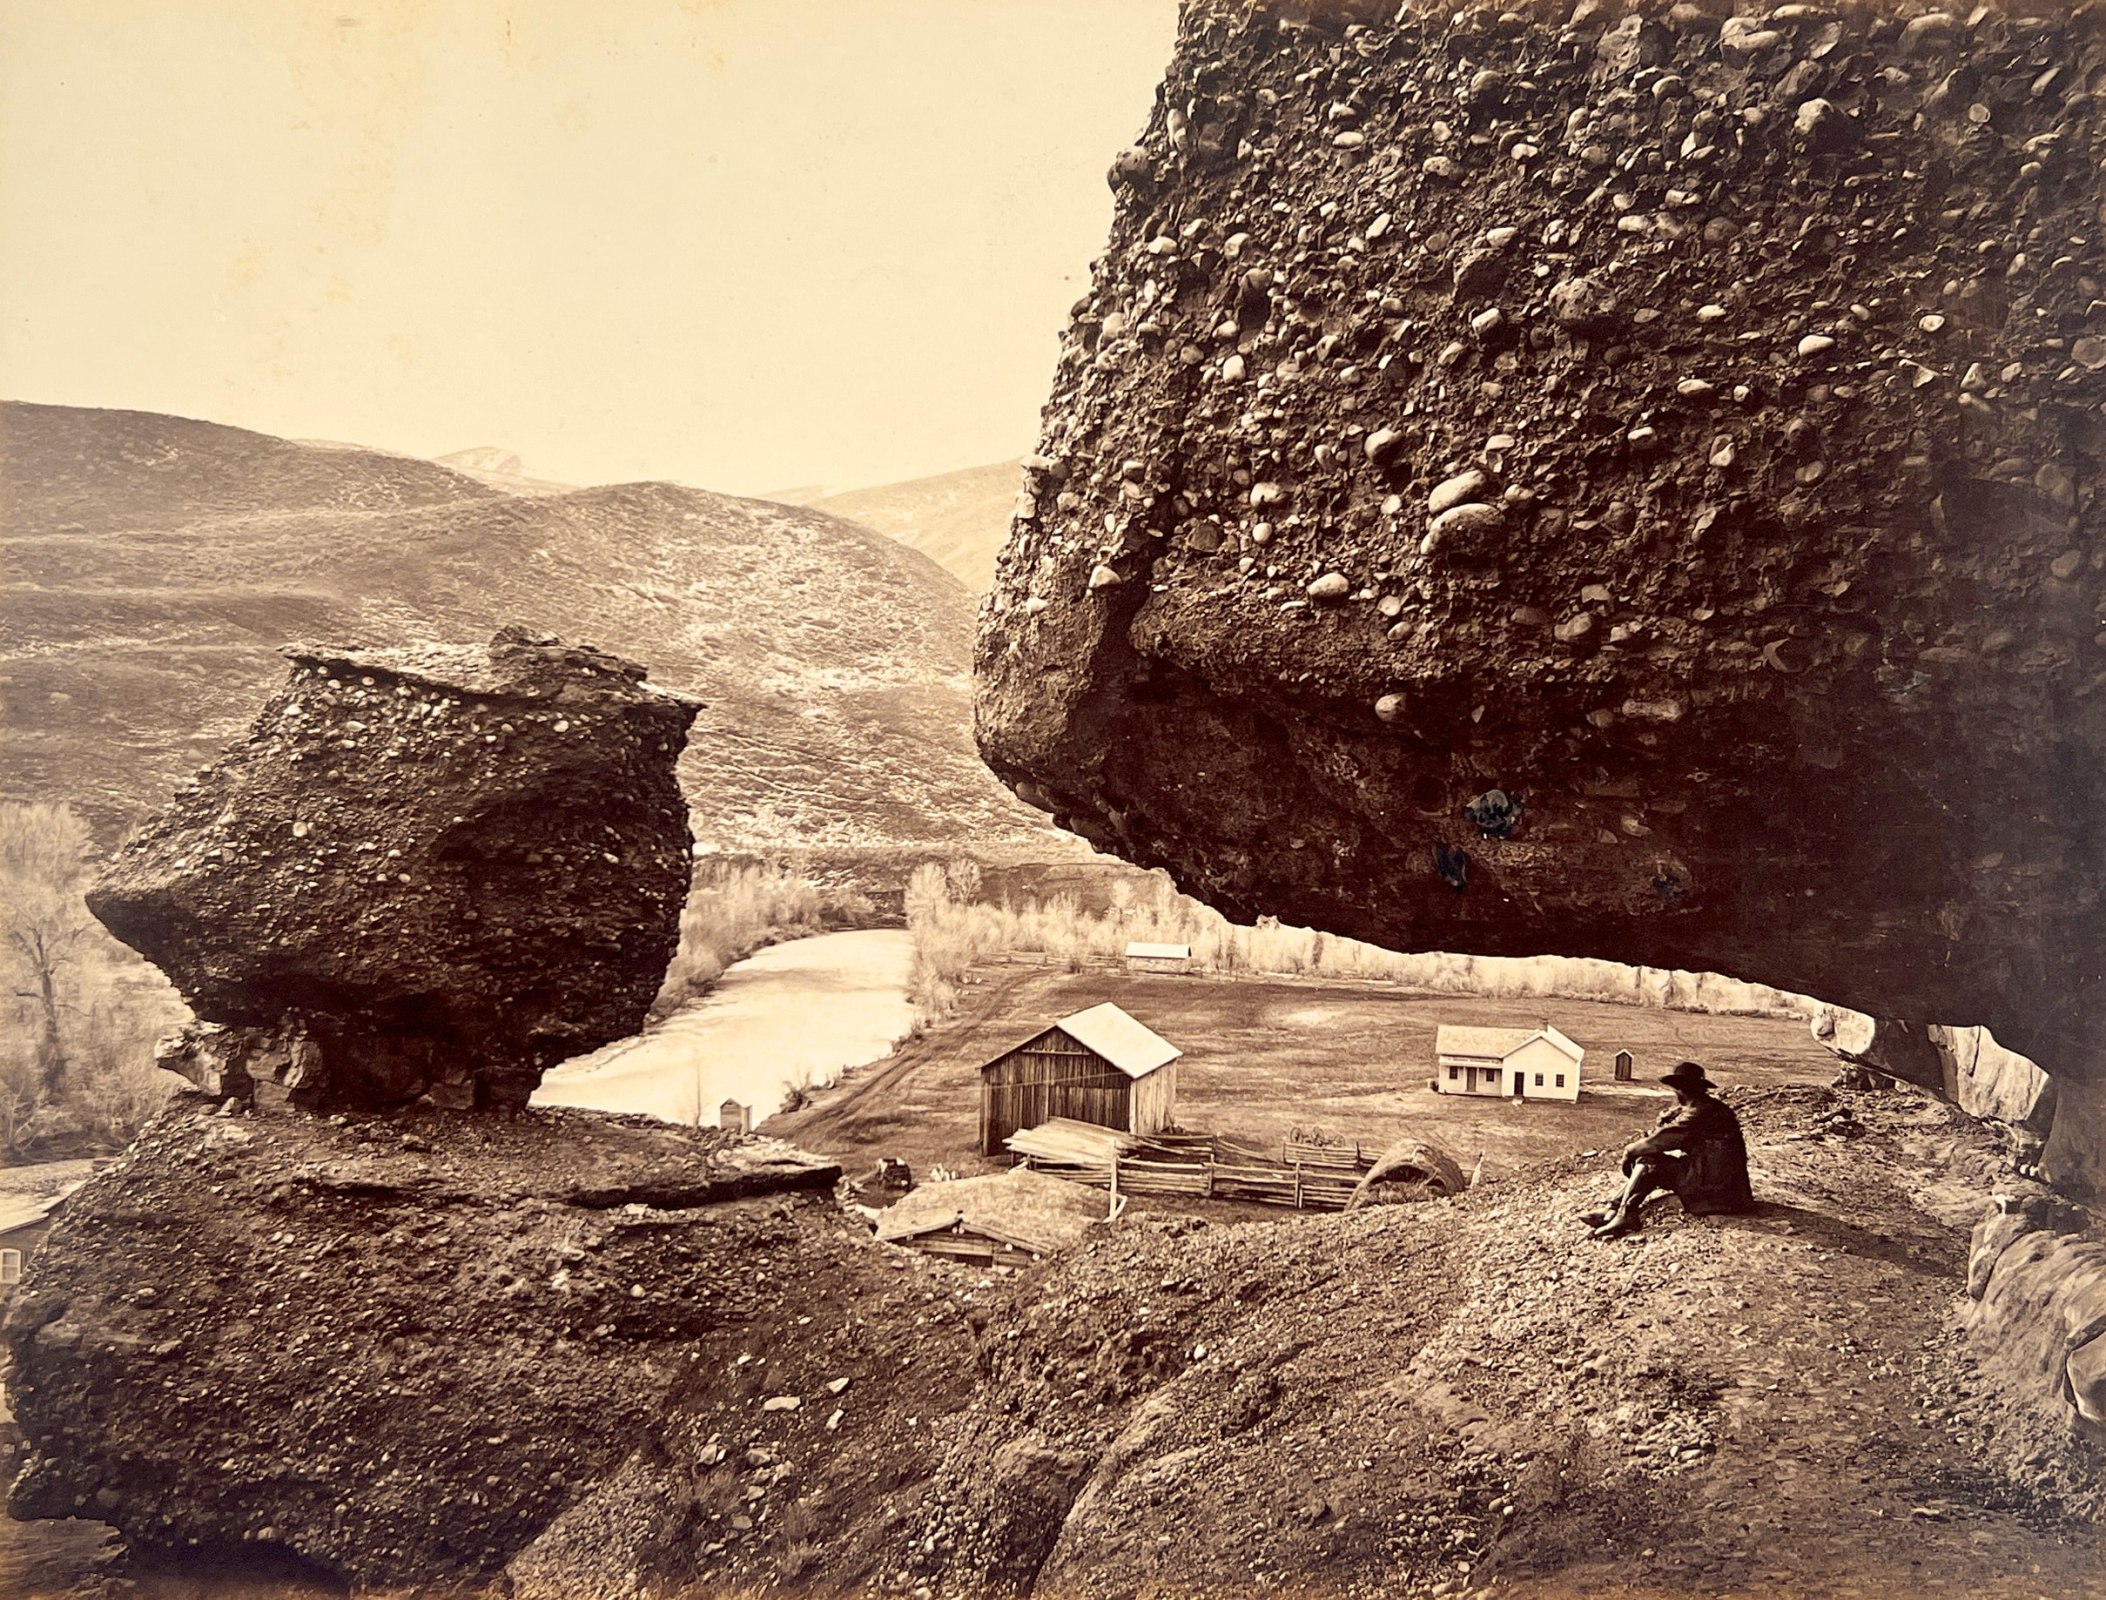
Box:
xmin=1513 ymin=1071 xmax=1525 ymax=1097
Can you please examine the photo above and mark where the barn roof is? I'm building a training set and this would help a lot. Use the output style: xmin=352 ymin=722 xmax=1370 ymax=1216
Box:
xmin=875 ymin=1168 xmax=1104 ymax=1254
xmin=1053 ymin=1002 xmax=1181 ymax=1078
xmin=1435 ymin=1024 xmax=1584 ymax=1064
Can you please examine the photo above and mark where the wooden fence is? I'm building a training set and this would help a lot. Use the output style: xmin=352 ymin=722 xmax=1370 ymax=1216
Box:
xmin=1009 ymin=1123 xmax=1378 ymax=1213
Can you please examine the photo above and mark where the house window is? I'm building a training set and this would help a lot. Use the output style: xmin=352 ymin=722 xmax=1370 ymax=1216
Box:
xmin=1534 ymin=1073 xmax=1544 ymax=1086
xmin=0 ymin=1248 xmax=21 ymax=1285
xmin=1556 ymin=1074 xmax=1566 ymax=1088
xmin=1447 ymin=1066 xmax=1460 ymax=1081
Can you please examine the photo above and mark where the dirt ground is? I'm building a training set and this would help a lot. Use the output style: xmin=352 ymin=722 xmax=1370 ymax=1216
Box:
xmin=901 ymin=1089 xmax=2106 ymax=1600
xmin=8 ymin=992 xmax=2100 ymax=1600
xmin=774 ymin=961 xmax=1840 ymax=1187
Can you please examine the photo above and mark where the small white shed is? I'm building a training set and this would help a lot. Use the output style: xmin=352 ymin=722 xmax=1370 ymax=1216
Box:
xmin=1124 ymin=942 xmax=1193 ymax=974
xmin=1434 ymin=1024 xmax=1584 ymax=1102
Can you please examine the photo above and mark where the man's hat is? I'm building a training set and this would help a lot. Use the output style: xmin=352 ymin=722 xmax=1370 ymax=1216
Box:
xmin=1660 ymin=1060 xmax=1713 ymax=1091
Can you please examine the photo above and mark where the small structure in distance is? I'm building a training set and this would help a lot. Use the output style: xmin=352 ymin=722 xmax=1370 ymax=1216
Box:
xmin=1124 ymin=941 xmax=1193 ymax=975
xmin=875 ymin=1168 xmax=1104 ymax=1266
xmin=1614 ymin=1048 xmax=1635 ymax=1082
xmin=979 ymin=1001 xmax=1181 ymax=1155
xmin=0 ymin=1190 xmax=73 ymax=1303
xmin=1434 ymin=1023 xmax=1584 ymax=1102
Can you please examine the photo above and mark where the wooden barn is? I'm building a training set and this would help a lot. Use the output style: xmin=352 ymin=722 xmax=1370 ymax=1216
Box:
xmin=979 ymin=1002 xmax=1181 ymax=1156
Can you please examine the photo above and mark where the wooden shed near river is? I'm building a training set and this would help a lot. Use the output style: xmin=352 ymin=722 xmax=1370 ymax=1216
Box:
xmin=978 ymin=1002 xmax=1182 ymax=1156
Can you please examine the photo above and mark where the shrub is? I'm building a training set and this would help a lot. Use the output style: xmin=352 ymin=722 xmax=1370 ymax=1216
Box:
xmin=650 ymin=861 xmax=871 ymax=1020
xmin=898 ymin=853 xmax=1811 ymax=1031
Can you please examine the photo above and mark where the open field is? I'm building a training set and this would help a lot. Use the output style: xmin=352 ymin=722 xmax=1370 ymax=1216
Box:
xmin=772 ymin=960 xmax=1842 ymax=1191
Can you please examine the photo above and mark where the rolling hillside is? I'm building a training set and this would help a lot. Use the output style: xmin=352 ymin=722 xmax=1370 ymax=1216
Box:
xmin=807 ymin=460 xmax=1019 ymax=594
xmin=0 ymin=402 xmax=1057 ymax=865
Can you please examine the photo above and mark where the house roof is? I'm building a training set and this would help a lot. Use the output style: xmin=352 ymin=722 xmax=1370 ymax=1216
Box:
xmin=1435 ymin=1023 xmax=1585 ymax=1064
xmin=1124 ymin=942 xmax=1193 ymax=960
xmin=1053 ymin=1002 xmax=1182 ymax=1078
xmin=875 ymin=1168 xmax=1105 ymax=1254
xmin=0 ymin=1192 xmax=66 ymax=1238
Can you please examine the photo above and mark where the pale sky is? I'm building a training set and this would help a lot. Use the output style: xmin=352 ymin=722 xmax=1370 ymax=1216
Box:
xmin=0 ymin=1 xmax=1176 ymax=495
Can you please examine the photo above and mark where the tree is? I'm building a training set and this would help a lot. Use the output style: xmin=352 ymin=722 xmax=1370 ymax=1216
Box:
xmin=905 ymin=862 xmax=950 ymax=926
xmin=0 ymin=802 xmax=187 ymax=1156
xmin=0 ymin=801 xmax=97 ymax=1097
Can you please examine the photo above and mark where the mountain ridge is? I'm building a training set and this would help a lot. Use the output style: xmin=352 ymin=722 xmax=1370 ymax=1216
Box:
xmin=0 ymin=401 xmax=1056 ymax=867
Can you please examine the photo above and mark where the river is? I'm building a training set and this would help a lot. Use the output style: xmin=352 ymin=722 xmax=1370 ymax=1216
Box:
xmin=531 ymin=928 xmax=916 ymax=1127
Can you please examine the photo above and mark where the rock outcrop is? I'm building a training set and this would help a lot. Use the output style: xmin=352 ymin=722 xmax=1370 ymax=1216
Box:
xmin=975 ymin=0 xmax=2106 ymax=1188
xmin=88 ymin=628 xmax=702 ymax=1109
xmin=1812 ymin=1008 xmax=2056 ymax=1134
xmin=1964 ymin=1190 xmax=2106 ymax=1452
xmin=1 ymin=1105 xmax=847 ymax=1586
xmin=9 ymin=1091 xmax=2103 ymax=1594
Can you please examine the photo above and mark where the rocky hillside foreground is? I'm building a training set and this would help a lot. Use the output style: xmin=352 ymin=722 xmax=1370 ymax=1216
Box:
xmin=0 ymin=401 xmax=1053 ymax=862
xmin=7 ymin=1088 xmax=2103 ymax=1598
xmin=973 ymin=0 xmax=2106 ymax=1184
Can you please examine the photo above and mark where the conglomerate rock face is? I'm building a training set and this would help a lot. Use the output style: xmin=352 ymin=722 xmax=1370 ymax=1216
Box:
xmin=0 ymin=1107 xmax=846 ymax=1586
xmin=88 ymin=628 xmax=702 ymax=1109
xmin=976 ymin=0 xmax=2106 ymax=1165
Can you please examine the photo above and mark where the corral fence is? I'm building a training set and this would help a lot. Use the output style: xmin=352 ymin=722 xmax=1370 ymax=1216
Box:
xmin=1006 ymin=1120 xmax=1378 ymax=1212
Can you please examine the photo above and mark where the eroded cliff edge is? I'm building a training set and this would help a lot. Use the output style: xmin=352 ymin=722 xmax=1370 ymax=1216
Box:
xmin=974 ymin=0 xmax=2106 ymax=1184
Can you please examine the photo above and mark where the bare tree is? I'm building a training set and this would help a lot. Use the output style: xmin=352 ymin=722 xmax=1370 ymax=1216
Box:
xmin=0 ymin=801 xmax=96 ymax=1097
xmin=0 ymin=802 xmax=186 ymax=1156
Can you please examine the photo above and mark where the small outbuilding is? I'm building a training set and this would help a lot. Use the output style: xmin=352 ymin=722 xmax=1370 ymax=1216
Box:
xmin=1614 ymin=1049 xmax=1635 ymax=1082
xmin=1124 ymin=941 xmax=1193 ymax=975
xmin=979 ymin=1001 xmax=1181 ymax=1155
xmin=1434 ymin=1023 xmax=1584 ymax=1102
xmin=875 ymin=1168 xmax=1104 ymax=1266
xmin=0 ymin=1192 xmax=69 ymax=1301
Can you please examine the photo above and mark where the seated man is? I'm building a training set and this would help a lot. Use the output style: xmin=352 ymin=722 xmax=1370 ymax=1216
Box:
xmin=1584 ymin=1060 xmax=1753 ymax=1238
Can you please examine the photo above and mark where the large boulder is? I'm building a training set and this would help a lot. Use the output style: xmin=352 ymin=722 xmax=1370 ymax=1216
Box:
xmin=975 ymin=0 xmax=2106 ymax=1184
xmin=88 ymin=628 xmax=703 ymax=1109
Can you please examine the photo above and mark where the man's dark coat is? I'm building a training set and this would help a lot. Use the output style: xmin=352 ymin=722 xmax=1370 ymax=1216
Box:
xmin=1624 ymin=1091 xmax=1755 ymax=1214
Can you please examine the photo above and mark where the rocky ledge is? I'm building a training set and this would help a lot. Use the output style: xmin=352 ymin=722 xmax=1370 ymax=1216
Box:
xmin=89 ymin=628 xmax=703 ymax=1110
xmin=1 ymin=1103 xmax=845 ymax=1587
xmin=974 ymin=0 xmax=2106 ymax=1188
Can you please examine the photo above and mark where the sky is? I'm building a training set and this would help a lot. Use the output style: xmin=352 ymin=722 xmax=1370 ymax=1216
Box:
xmin=0 ymin=0 xmax=1177 ymax=495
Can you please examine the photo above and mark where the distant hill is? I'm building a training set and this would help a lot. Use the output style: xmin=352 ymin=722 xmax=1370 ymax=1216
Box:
xmin=429 ymin=446 xmax=577 ymax=497
xmin=810 ymin=461 xmax=1019 ymax=594
xmin=0 ymin=402 xmax=1059 ymax=867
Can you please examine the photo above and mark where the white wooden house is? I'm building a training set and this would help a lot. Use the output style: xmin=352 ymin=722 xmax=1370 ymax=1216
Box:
xmin=1433 ymin=1024 xmax=1584 ymax=1102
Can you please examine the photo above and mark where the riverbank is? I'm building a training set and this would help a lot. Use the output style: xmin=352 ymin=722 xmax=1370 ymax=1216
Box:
xmin=533 ymin=929 xmax=916 ymax=1128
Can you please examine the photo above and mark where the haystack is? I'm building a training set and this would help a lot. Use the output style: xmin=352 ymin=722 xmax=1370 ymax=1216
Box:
xmin=1346 ymin=1137 xmax=1468 ymax=1209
